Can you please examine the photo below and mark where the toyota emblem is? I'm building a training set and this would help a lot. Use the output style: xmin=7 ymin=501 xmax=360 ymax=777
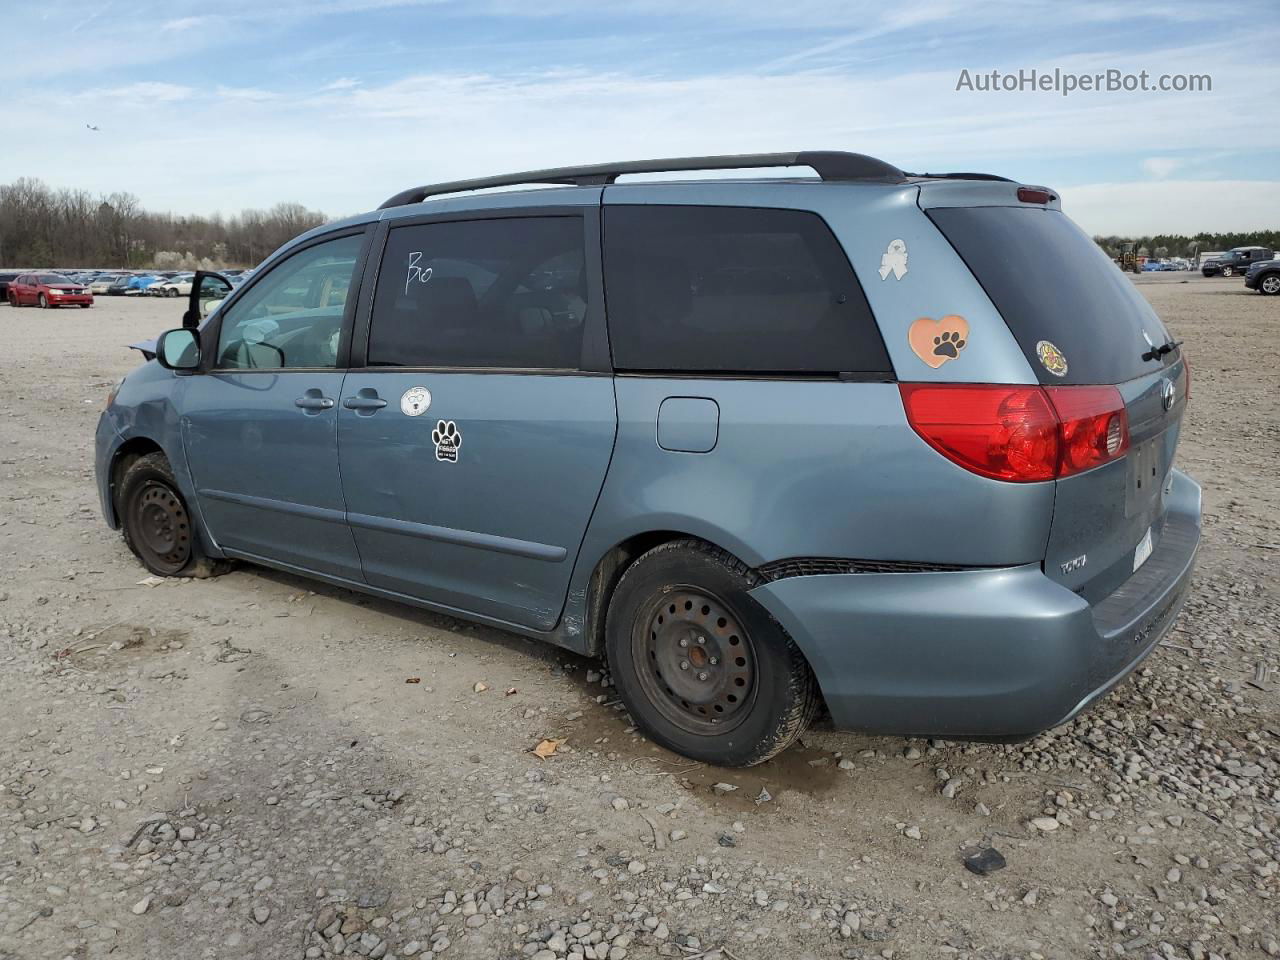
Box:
xmin=1160 ymin=378 xmax=1175 ymax=411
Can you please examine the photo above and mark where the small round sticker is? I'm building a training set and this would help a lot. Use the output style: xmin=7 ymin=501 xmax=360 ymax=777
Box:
xmin=1036 ymin=340 xmax=1068 ymax=377
xmin=400 ymin=386 xmax=431 ymax=417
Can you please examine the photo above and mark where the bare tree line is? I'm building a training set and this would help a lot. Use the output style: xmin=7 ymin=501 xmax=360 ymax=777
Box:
xmin=0 ymin=177 xmax=328 ymax=270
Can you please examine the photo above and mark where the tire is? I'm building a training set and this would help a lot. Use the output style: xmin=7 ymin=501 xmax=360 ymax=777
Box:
xmin=1259 ymin=274 xmax=1280 ymax=296
xmin=38 ymin=293 xmax=49 ymax=308
xmin=1220 ymin=266 xmax=1234 ymax=278
xmin=165 ymin=287 xmax=178 ymax=297
xmin=118 ymin=452 xmax=230 ymax=578
xmin=80 ymin=303 xmax=91 ymax=308
xmin=604 ymin=539 xmax=819 ymax=767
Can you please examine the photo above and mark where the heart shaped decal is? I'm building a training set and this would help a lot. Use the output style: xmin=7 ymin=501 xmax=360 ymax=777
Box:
xmin=908 ymin=314 xmax=969 ymax=368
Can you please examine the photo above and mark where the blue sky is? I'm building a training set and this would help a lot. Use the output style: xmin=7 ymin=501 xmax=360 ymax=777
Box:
xmin=7 ymin=0 xmax=1279 ymax=234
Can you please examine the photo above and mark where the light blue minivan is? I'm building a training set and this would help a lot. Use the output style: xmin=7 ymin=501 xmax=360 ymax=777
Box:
xmin=96 ymin=152 xmax=1199 ymax=766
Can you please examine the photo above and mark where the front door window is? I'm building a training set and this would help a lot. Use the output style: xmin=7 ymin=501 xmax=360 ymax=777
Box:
xmin=215 ymin=234 xmax=362 ymax=370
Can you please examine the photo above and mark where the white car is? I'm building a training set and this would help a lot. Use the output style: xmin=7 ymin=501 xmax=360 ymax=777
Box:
xmin=148 ymin=275 xmax=195 ymax=297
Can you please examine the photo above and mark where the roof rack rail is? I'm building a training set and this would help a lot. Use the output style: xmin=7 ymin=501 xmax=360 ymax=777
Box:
xmin=377 ymin=151 xmax=907 ymax=209
xmin=904 ymin=171 xmax=1013 ymax=182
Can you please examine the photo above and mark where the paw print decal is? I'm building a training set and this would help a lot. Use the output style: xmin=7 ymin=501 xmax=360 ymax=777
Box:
xmin=432 ymin=419 xmax=462 ymax=463
xmin=908 ymin=315 xmax=970 ymax=369
xmin=933 ymin=330 xmax=966 ymax=359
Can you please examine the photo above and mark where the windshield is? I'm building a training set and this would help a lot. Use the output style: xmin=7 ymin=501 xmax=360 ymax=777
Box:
xmin=928 ymin=206 xmax=1176 ymax=385
xmin=38 ymin=274 xmax=69 ymax=284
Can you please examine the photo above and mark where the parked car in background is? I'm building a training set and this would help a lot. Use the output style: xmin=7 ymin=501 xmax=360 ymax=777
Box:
xmin=90 ymin=275 xmax=127 ymax=295
xmin=97 ymin=151 xmax=1199 ymax=767
xmin=8 ymin=272 xmax=93 ymax=308
xmin=1244 ymin=257 xmax=1280 ymax=295
xmin=1201 ymin=246 xmax=1275 ymax=277
xmin=124 ymin=275 xmax=161 ymax=296
xmin=148 ymin=274 xmax=196 ymax=297
xmin=106 ymin=276 xmax=137 ymax=296
xmin=0 ymin=272 xmax=19 ymax=303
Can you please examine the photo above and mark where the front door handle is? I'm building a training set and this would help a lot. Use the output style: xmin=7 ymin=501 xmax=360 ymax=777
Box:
xmin=294 ymin=395 xmax=335 ymax=410
xmin=343 ymin=395 xmax=387 ymax=411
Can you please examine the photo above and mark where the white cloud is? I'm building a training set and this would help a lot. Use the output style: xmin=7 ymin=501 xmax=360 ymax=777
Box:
xmin=216 ymin=85 xmax=280 ymax=102
xmin=322 ymin=77 xmax=361 ymax=91
xmin=1142 ymin=157 xmax=1183 ymax=179
xmin=161 ymin=16 xmax=206 ymax=31
xmin=79 ymin=82 xmax=195 ymax=103
xmin=1065 ymin=180 xmax=1280 ymax=235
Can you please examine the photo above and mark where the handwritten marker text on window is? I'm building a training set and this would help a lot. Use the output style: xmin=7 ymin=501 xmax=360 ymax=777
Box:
xmin=405 ymin=252 xmax=433 ymax=296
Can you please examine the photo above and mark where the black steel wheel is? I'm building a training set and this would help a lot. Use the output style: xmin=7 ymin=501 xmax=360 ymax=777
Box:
xmin=118 ymin=452 xmax=229 ymax=578
xmin=605 ymin=539 xmax=819 ymax=767
xmin=635 ymin=587 xmax=757 ymax=736
xmin=127 ymin=480 xmax=192 ymax=574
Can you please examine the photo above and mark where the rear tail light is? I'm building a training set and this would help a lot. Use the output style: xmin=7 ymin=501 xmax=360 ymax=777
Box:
xmin=1044 ymin=385 xmax=1130 ymax=476
xmin=900 ymin=383 xmax=1129 ymax=483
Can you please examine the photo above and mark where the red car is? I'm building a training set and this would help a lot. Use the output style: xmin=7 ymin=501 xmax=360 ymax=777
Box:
xmin=8 ymin=272 xmax=94 ymax=308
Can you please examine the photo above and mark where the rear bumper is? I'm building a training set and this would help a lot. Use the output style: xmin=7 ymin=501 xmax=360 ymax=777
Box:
xmin=749 ymin=469 xmax=1201 ymax=737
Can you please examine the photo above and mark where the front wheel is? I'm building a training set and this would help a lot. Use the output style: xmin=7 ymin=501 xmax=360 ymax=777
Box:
xmin=119 ymin=452 xmax=229 ymax=578
xmin=1220 ymin=265 xmax=1234 ymax=278
xmin=80 ymin=303 xmax=91 ymax=308
xmin=38 ymin=293 xmax=49 ymax=308
xmin=166 ymin=287 xmax=178 ymax=297
xmin=1260 ymin=274 xmax=1280 ymax=296
xmin=605 ymin=540 xmax=819 ymax=767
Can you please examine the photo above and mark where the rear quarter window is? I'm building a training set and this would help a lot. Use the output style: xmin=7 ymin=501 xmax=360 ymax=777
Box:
xmin=603 ymin=205 xmax=890 ymax=375
xmin=927 ymin=206 xmax=1175 ymax=385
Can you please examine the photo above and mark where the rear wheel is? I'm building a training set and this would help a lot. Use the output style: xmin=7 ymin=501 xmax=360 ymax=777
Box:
xmin=119 ymin=452 xmax=229 ymax=578
xmin=1259 ymin=274 xmax=1280 ymax=296
xmin=80 ymin=302 xmax=91 ymax=308
xmin=605 ymin=539 xmax=819 ymax=767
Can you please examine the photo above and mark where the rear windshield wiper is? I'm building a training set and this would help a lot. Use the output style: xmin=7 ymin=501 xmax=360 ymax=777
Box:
xmin=1142 ymin=339 xmax=1182 ymax=363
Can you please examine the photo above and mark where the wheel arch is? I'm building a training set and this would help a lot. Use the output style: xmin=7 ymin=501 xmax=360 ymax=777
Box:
xmin=576 ymin=529 xmax=831 ymax=720
xmin=581 ymin=529 xmax=693 ymax=658
xmin=107 ymin=436 xmax=165 ymax=526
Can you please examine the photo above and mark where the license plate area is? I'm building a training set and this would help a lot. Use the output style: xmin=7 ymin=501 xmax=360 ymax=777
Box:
xmin=1126 ymin=439 xmax=1162 ymax=517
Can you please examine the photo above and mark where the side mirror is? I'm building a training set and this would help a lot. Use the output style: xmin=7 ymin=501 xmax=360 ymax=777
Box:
xmin=156 ymin=328 xmax=201 ymax=371
xmin=184 ymin=270 xmax=233 ymax=328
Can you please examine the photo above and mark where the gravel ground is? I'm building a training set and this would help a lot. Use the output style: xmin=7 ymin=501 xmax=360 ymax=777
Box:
xmin=0 ymin=276 xmax=1276 ymax=960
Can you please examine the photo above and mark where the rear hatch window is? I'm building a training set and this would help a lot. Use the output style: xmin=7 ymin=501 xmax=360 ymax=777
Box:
xmin=927 ymin=206 xmax=1178 ymax=385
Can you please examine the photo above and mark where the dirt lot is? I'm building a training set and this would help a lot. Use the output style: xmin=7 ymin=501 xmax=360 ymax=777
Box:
xmin=0 ymin=277 xmax=1276 ymax=960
